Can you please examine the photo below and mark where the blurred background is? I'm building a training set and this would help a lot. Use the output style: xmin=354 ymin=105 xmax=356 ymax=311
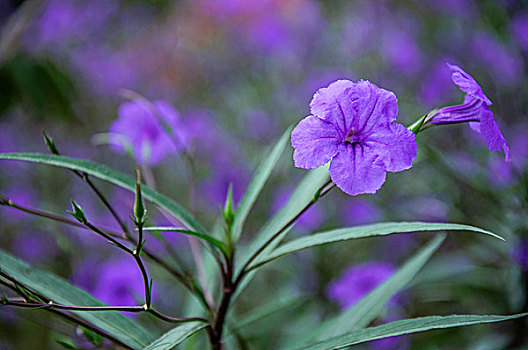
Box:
xmin=0 ymin=0 xmax=527 ymax=349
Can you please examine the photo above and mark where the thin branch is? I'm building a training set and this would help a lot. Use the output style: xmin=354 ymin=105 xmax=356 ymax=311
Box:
xmin=0 ymin=278 xmax=134 ymax=349
xmin=0 ymin=196 xmax=122 ymax=239
xmin=42 ymin=134 xmax=131 ymax=238
xmin=0 ymin=273 xmax=208 ymax=324
xmin=0 ymin=197 xmax=198 ymax=300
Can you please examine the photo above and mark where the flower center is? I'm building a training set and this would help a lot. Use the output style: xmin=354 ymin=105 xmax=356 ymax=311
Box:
xmin=345 ymin=129 xmax=361 ymax=145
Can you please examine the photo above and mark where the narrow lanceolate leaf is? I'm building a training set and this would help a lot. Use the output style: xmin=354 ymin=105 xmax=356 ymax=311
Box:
xmin=230 ymin=295 xmax=309 ymax=333
xmin=0 ymin=249 xmax=156 ymax=349
xmin=143 ymin=322 xmax=208 ymax=350
xmin=250 ymin=222 xmax=503 ymax=270
xmin=298 ymin=313 xmax=528 ymax=350
xmin=142 ymin=227 xmax=228 ymax=255
xmin=232 ymin=125 xmax=292 ymax=242
xmin=0 ymin=153 xmax=205 ymax=232
xmin=236 ymin=163 xmax=330 ymax=277
xmin=232 ymin=164 xmax=330 ymax=305
xmin=316 ymin=234 xmax=445 ymax=341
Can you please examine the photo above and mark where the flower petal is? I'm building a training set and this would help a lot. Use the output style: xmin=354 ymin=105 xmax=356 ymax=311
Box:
xmin=366 ymin=123 xmax=417 ymax=172
xmin=428 ymin=97 xmax=483 ymax=125
xmin=350 ymin=80 xmax=399 ymax=135
xmin=447 ymin=63 xmax=492 ymax=105
xmin=329 ymin=143 xmax=387 ymax=196
xmin=291 ymin=115 xmax=341 ymax=169
xmin=309 ymin=80 xmax=356 ymax=136
xmin=478 ymin=106 xmax=511 ymax=161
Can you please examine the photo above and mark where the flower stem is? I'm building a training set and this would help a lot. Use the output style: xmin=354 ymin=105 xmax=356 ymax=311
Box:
xmin=208 ymin=178 xmax=334 ymax=349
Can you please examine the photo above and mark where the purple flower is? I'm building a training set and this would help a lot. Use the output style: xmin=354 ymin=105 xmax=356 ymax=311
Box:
xmin=419 ymin=58 xmax=457 ymax=107
xmin=11 ymin=231 xmax=57 ymax=263
xmin=513 ymin=240 xmax=528 ymax=271
xmin=470 ymin=32 xmax=523 ymax=87
xmin=425 ymin=63 xmax=511 ymax=161
xmin=341 ymin=198 xmax=382 ymax=226
xmin=291 ymin=80 xmax=417 ymax=196
xmin=199 ymin=158 xmax=249 ymax=209
xmin=487 ymin=157 xmax=513 ymax=186
xmin=511 ymin=12 xmax=528 ymax=53
xmin=74 ymin=256 xmax=144 ymax=306
xmin=272 ymin=186 xmax=325 ymax=231
xmin=326 ymin=262 xmax=397 ymax=310
xmin=109 ymin=99 xmax=188 ymax=166
xmin=381 ymin=30 xmax=422 ymax=76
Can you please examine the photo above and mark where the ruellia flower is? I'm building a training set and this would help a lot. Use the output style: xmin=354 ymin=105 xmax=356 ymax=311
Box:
xmin=109 ymin=99 xmax=188 ymax=166
xmin=425 ymin=63 xmax=511 ymax=161
xmin=291 ymin=80 xmax=417 ymax=196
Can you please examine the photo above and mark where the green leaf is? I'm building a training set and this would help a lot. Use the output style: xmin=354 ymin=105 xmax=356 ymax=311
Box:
xmin=55 ymin=338 xmax=82 ymax=350
xmin=236 ymin=163 xmax=330 ymax=277
xmin=250 ymin=222 xmax=503 ymax=270
xmin=142 ymin=227 xmax=228 ymax=255
xmin=316 ymin=234 xmax=446 ymax=341
xmin=0 ymin=249 xmax=156 ymax=349
xmin=232 ymin=164 xmax=330 ymax=303
xmin=230 ymin=295 xmax=308 ymax=333
xmin=143 ymin=322 xmax=208 ymax=350
xmin=231 ymin=125 xmax=292 ymax=242
xmin=298 ymin=313 xmax=528 ymax=350
xmin=0 ymin=153 xmax=205 ymax=232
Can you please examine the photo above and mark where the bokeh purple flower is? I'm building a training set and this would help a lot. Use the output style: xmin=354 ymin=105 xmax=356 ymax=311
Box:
xmin=511 ymin=12 xmax=528 ymax=53
xmin=109 ymin=99 xmax=188 ymax=166
xmin=326 ymin=262 xmax=408 ymax=349
xmin=513 ymin=240 xmax=528 ymax=271
xmin=272 ymin=186 xmax=325 ymax=231
xmin=425 ymin=63 xmax=511 ymax=161
xmin=74 ymin=256 xmax=144 ymax=306
xmin=470 ymin=32 xmax=524 ymax=87
xmin=291 ymin=80 xmax=417 ymax=196
xmin=341 ymin=198 xmax=382 ymax=226
xmin=326 ymin=262 xmax=397 ymax=310
xmin=419 ymin=58 xmax=457 ymax=107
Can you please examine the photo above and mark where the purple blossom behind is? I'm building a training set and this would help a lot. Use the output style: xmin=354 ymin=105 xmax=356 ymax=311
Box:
xmin=200 ymin=158 xmax=249 ymax=208
xmin=419 ymin=58 xmax=456 ymax=107
xmin=509 ymin=125 xmax=528 ymax=171
xmin=326 ymin=262 xmax=407 ymax=349
xmin=326 ymin=262 xmax=397 ymax=310
xmin=27 ymin=0 xmax=118 ymax=49
xmin=513 ymin=240 xmax=528 ymax=271
xmin=381 ymin=30 xmax=422 ymax=76
xmin=291 ymin=79 xmax=417 ymax=196
xmin=11 ymin=231 xmax=57 ymax=264
xmin=341 ymin=199 xmax=382 ymax=226
xmin=74 ymin=256 xmax=144 ymax=306
xmin=426 ymin=63 xmax=510 ymax=161
xmin=272 ymin=186 xmax=325 ymax=231
xmin=243 ymin=109 xmax=279 ymax=142
xmin=470 ymin=32 xmax=523 ymax=87
xmin=487 ymin=157 xmax=513 ymax=186
xmin=109 ymin=99 xmax=188 ymax=166
xmin=72 ymin=46 xmax=140 ymax=95
xmin=1 ymin=186 xmax=37 ymax=223
xmin=511 ymin=12 xmax=528 ymax=53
